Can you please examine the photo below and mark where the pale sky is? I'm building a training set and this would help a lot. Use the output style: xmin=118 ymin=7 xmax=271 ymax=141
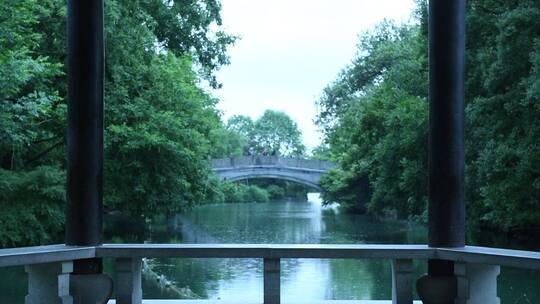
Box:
xmin=213 ymin=0 xmax=416 ymax=151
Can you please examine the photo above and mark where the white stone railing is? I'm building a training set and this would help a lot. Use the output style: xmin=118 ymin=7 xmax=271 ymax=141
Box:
xmin=211 ymin=156 xmax=336 ymax=172
xmin=2 ymin=244 xmax=540 ymax=303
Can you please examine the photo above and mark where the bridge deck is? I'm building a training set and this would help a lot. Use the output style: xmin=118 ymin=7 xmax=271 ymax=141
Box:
xmin=211 ymin=156 xmax=336 ymax=171
xmin=211 ymin=156 xmax=336 ymax=190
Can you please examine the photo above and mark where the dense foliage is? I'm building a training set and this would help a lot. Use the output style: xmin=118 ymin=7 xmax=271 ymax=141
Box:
xmin=0 ymin=0 xmax=312 ymax=247
xmin=317 ymin=0 xmax=540 ymax=232
xmin=1 ymin=0 xmax=69 ymax=246
xmin=316 ymin=20 xmax=428 ymax=217
xmin=226 ymin=110 xmax=306 ymax=157
xmin=0 ymin=0 xmax=235 ymax=246
xmin=464 ymin=0 xmax=540 ymax=230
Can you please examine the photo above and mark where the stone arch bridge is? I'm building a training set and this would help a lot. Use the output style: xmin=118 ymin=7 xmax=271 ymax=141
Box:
xmin=211 ymin=156 xmax=336 ymax=190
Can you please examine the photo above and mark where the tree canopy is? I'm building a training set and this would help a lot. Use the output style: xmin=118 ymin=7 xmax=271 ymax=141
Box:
xmin=226 ymin=110 xmax=306 ymax=157
xmin=0 ymin=0 xmax=235 ymax=246
xmin=316 ymin=20 xmax=428 ymax=216
xmin=316 ymin=0 xmax=540 ymax=232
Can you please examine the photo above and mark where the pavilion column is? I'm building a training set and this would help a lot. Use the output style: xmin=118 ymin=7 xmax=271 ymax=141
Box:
xmin=428 ymin=0 xmax=465 ymax=249
xmin=65 ymin=0 xmax=113 ymax=301
xmin=66 ymin=0 xmax=104 ymax=272
xmin=417 ymin=0 xmax=466 ymax=303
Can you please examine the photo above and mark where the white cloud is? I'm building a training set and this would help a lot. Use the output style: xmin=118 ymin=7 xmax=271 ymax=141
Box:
xmin=214 ymin=0 xmax=416 ymax=150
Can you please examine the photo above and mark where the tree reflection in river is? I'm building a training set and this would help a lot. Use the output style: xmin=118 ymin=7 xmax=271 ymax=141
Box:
xmin=2 ymin=197 xmax=540 ymax=302
xmin=121 ymin=199 xmax=428 ymax=301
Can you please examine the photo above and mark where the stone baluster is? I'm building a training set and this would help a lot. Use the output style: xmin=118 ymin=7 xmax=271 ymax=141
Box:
xmin=25 ymin=261 xmax=73 ymax=304
xmin=116 ymin=258 xmax=142 ymax=304
xmin=455 ymin=262 xmax=500 ymax=304
xmin=392 ymin=259 xmax=413 ymax=304
xmin=264 ymin=258 xmax=280 ymax=304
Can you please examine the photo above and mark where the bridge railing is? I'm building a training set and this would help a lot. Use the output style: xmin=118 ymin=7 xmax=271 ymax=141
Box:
xmin=2 ymin=243 xmax=540 ymax=303
xmin=211 ymin=156 xmax=336 ymax=171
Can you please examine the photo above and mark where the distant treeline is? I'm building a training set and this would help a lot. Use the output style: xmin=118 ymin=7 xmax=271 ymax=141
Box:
xmin=314 ymin=0 xmax=540 ymax=233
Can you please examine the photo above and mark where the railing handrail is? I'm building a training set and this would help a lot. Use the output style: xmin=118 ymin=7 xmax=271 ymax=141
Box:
xmin=211 ymin=156 xmax=337 ymax=171
xmin=437 ymin=245 xmax=540 ymax=270
xmin=96 ymin=243 xmax=435 ymax=259
xmin=212 ymin=165 xmax=328 ymax=173
xmin=0 ymin=244 xmax=95 ymax=267
xmin=3 ymin=243 xmax=540 ymax=270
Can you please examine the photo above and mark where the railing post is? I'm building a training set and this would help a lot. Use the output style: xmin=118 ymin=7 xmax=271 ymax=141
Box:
xmin=392 ymin=259 xmax=413 ymax=304
xmin=264 ymin=258 xmax=280 ymax=304
xmin=454 ymin=262 xmax=500 ymax=304
xmin=116 ymin=258 xmax=143 ymax=304
xmin=25 ymin=261 xmax=73 ymax=304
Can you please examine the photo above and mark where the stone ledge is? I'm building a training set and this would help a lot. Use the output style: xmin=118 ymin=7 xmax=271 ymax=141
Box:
xmin=108 ymin=301 xmax=422 ymax=304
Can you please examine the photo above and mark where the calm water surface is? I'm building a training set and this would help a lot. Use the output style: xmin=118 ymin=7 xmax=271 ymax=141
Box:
xmin=2 ymin=195 xmax=540 ymax=303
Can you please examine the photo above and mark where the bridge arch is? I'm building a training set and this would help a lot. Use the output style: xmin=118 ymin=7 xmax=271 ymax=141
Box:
xmin=223 ymin=171 xmax=322 ymax=191
xmin=211 ymin=156 xmax=336 ymax=191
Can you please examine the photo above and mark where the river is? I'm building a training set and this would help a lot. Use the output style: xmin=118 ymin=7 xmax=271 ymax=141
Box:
xmin=2 ymin=195 xmax=540 ymax=303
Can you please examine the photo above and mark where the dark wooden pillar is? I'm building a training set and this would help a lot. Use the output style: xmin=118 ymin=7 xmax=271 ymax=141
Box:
xmin=66 ymin=0 xmax=104 ymax=274
xmin=428 ymin=0 xmax=466 ymax=248
xmin=418 ymin=1 xmax=466 ymax=302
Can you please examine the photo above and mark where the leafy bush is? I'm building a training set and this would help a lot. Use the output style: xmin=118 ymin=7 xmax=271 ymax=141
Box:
xmin=247 ymin=185 xmax=269 ymax=203
xmin=0 ymin=166 xmax=65 ymax=247
xmin=267 ymin=185 xmax=285 ymax=200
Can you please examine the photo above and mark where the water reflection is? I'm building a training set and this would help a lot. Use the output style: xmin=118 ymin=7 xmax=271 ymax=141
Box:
xmin=135 ymin=198 xmax=427 ymax=301
xmin=2 ymin=196 xmax=540 ymax=302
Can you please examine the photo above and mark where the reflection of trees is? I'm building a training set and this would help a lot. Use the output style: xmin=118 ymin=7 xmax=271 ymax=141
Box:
xmin=319 ymin=208 xmax=428 ymax=300
xmin=103 ymin=200 xmax=540 ymax=303
xmin=325 ymin=259 xmax=380 ymax=300
xmin=498 ymin=267 xmax=540 ymax=304
xmin=364 ymin=260 xmax=390 ymax=299
xmin=182 ymin=202 xmax=324 ymax=244
xmin=104 ymin=214 xmax=147 ymax=243
xmin=144 ymin=257 xmax=262 ymax=299
xmin=412 ymin=261 xmax=426 ymax=300
xmin=104 ymin=202 xmax=432 ymax=301
xmin=467 ymin=228 xmax=540 ymax=251
xmin=142 ymin=258 xmax=202 ymax=299
xmin=0 ymin=266 xmax=27 ymax=303
xmin=320 ymin=209 xmax=426 ymax=244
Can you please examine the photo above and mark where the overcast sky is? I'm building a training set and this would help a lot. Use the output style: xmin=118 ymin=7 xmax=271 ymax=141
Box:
xmin=213 ymin=0 xmax=416 ymax=151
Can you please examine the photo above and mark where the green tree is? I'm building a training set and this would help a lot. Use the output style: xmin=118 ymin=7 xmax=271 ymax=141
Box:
xmin=96 ymin=0 xmax=236 ymax=215
xmin=253 ymin=110 xmax=305 ymax=156
xmin=310 ymin=144 xmax=334 ymax=161
xmin=463 ymin=0 xmax=540 ymax=230
xmin=317 ymin=0 xmax=540 ymax=233
xmin=0 ymin=0 xmax=236 ymax=245
xmin=0 ymin=0 xmax=66 ymax=247
xmin=208 ymin=127 xmax=245 ymax=158
xmin=104 ymin=54 xmax=222 ymax=215
xmin=225 ymin=115 xmax=255 ymax=155
xmin=227 ymin=115 xmax=255 ymax=136
xmin=316 ymin=21 xmax=428 ymax=217
xmin=223 ymin=111 xmax=306 ymax=157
